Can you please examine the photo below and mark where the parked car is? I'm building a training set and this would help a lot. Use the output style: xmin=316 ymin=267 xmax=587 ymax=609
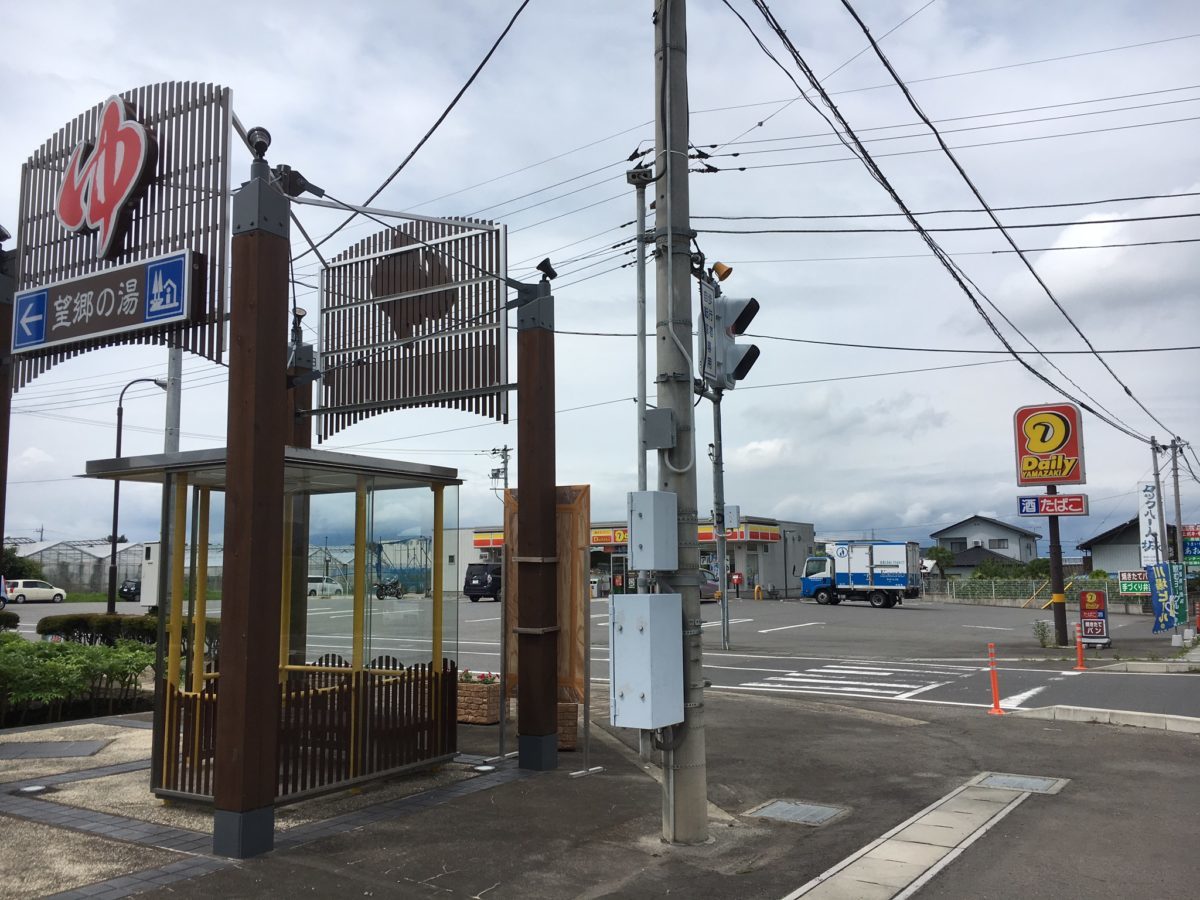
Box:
xmin=7 ymin=579 xmax=67 ymax=603
xmin=307 ymin=576 xmax=342 ymax=597
xmin=699 ymin=569 xmax=719 ymax=602
xmin=464 ymin=562 xmax=501 ymax=602
xmin=118 ymin=579 xmax=141 ymax=602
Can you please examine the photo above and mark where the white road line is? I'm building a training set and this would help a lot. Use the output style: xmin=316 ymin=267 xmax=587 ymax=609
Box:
xmin=742 ymin=682 xmax=904 ymax=696
xmin=962 ymin=625 xmax=1014 ymax=631
xmin=1000 ymin=685 xmax=1047 ymax=709
xmin=700 ymin=618 xmax=753 ymax=628
xmin=758 ymin=622 xmax=824 ymax=633
xmin=714 ymin=683 xmax=989 ymax=708
xmin=767 ymin=676 xmax=926 ymax=690
xmin=466 ymin=617 xmax=501 ymax=623
xmin=815 ymin=665 xmax=967 ymax=677
xmin=893 ymin=680 xmax=951 ymax=700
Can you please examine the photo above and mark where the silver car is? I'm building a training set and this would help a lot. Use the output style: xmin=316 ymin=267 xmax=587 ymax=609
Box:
xmin=7 ymin=579 xmax=67 ymax=603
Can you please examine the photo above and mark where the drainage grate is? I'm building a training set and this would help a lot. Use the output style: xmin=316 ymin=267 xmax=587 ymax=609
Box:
xmin=977 ymin=773 xmax=1067 ymax=794
xmin=747 ymin=799 xmax=848 ymax=827
xmin=0 ymin=740 xmax=110 ymax=760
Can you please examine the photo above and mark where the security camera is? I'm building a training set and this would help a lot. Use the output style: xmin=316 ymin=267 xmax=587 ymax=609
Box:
xmin=536 ymin=258 xmax=557 ymax=281
xmin=246 ymin=126 xmax=271 ymax=160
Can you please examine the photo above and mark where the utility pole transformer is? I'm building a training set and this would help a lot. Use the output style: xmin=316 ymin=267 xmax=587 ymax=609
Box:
xmin=654 ymin=0 xmax=708 ymax=845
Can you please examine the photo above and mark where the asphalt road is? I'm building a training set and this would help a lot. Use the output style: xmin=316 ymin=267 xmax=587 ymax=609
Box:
xmin=14 ymin=594 xmax=1198 ymax=719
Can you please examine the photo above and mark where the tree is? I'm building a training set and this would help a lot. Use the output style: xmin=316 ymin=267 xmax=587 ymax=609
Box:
xmin=971 ymin=558 xmax=1022 ymax=579
xmin=1089 ymin=569 xmax=1109 ymax=580
xmin=926 ymin=546 xmax=954 ymax=575
xmin=1024 ymin=558 xmax=1051 ymax=579
xmin=1 ymin=546 xmax=45 ymax=580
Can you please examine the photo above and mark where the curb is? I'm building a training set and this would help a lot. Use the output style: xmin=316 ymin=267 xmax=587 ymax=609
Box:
xmin=1092 ymin=660 xmax=1200 ymax=673
xmin=1010 ymin=705 xmax=1200 ymax=735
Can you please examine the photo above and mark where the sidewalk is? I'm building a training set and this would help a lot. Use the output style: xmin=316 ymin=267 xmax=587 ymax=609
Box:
xmin=1 ymin=688 xmax=1197 ymax=899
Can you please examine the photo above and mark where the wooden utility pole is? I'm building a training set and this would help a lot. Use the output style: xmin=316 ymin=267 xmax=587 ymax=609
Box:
xmin=1046 ymin=484 xmax=1067 ymax=646
xmin=654 ymin=0 xmax=708 ymax=844
xmin=212 ymin=152 xmax=290 ymax=858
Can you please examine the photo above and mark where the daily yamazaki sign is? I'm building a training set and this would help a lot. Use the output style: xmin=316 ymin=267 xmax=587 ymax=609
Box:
xmin=1013 ymin=402 xmax=1086 ymax=487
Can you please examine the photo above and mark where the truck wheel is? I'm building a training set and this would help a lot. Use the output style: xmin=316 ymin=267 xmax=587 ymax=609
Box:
xmin=828 ymin=596 xmax=842 ymax=605
xmin=868 ymin=591 xmax=887 ymax=608
xmin=814 ymin=588 xmax=832 ymax=605
xmin=882 ymin=597 xmax=897 ymax=609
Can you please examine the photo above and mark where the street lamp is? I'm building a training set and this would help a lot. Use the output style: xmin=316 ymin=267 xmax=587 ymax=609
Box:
xmin=107 ymin=377 xmax=168 ymax=615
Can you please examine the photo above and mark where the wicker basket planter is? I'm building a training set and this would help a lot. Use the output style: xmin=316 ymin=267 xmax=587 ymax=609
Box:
xmin=457 ymin=681 xmax=501 ymax=724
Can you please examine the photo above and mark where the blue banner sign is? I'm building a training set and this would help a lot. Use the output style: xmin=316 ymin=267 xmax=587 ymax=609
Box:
xmin=1145 ymin=563 xmax=1176 ymax=633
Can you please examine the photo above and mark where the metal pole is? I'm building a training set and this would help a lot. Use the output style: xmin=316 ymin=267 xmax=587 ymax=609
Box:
xmin=0 ymin=243 xmax=17 ymax=546
xmin=165 ymin=348 xmax=182 ymax=453
xmin=712 ymin=390 xmax=729 ymax=650
xmin=1151 ymin=437 xmax=1168 ymax=561
xmin=571 ymin=544 xmax=603 ymax=778
xmin=655 ymin=0 xmax=707 ymax=845
xmin=1047 ymin=484 xmax=1067 ymax=646
xmin=497 ymin=444 xmax=511 ymax=760
xmin=106 ymin=403 xmax=125 ymax=616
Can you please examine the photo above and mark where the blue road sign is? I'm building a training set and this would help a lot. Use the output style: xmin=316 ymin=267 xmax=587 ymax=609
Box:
xmin=145 ymin=253 xmax=188 ymax=322
xmin=12 ymin=291 xmax=48 ymax=350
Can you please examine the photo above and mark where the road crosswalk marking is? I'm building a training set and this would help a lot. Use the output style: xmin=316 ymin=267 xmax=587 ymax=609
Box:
xmin=738 ymin=660 xmax=976 ymax=700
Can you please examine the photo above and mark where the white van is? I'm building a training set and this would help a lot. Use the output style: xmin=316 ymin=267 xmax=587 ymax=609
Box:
xmin=307 ymin=576 xmax=341 ymax=597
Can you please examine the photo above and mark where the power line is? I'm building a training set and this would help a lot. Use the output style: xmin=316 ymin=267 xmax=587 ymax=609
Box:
xmin=695 ymin=189 xmax=1200 ymax=221
xmin=293 ymin=0 xmax=532 ymax=263
xmin=721 ymin=236 xmax=1200 ymax=262
xmin=735 ymin=0 xmax=1152 ymax=444
xmin=837 ymin=0 xmax=1181 ymax=441
xmin=695 ymin=211 xmax=1200 ymax=235
xmin=706 ymin=113 xmax=1200 ymax=173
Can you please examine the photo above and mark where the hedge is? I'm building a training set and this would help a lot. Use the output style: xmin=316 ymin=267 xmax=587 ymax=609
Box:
xmin=0 ymin=610 xmax=18 ymax=631
xmin=36 ymin=613 xmax=159 ymax=646
xmin=0 ymin=632 xmax=155 ymax=724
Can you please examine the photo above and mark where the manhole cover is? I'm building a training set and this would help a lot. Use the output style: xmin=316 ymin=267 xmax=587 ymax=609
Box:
xmin=978 ymin=773 xmax=1067 ymax=794
xmin=0 ymin=740 xmax=110 ymax=760
xmin=747 ymin=799 xmax=848 ymax=827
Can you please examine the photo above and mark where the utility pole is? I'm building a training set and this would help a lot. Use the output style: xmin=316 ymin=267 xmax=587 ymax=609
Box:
xmin=654 ymin=0 xmax=707 ymax=845
xmin=1151 ymin=437 xmax=1168 ymax=561
xmin=0 ymin=228 xmax=15 ymax=546
xmin=1046 ymin=484 xmax=1067 ymax=646
xmin=709 ymin=389 xmax=729 ymax=650
xmin=164 ymin=348 xmax=182 ymax=453
xmin=1170 ymin=438 xmax=1184 ymax=565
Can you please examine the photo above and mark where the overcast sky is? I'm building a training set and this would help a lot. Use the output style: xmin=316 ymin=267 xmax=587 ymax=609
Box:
xmin=2 ymin=0 xmax=1197 ymax=556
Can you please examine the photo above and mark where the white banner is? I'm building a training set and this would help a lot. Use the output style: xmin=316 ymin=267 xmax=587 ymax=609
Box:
xmin=1138 ymin=482 xmax=1163 ymax=566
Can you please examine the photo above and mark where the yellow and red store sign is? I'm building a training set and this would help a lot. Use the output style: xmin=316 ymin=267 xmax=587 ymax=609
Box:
xmin=474 ymin=522 xmax=780 ymax=548
xmin=1013 ymin=402 xmax=1086 ymax=487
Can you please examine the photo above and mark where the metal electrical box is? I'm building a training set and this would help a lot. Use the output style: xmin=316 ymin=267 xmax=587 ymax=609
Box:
xmin=628 ymin=490 xmax=677 ymax=572
xmin=609 ymin=593 xmax=683 ymax=729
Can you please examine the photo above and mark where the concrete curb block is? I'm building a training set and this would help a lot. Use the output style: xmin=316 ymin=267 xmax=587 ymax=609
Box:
xmin=1011 ymin=705 xmax=1200 ymax=734
xmin=1093 ymin=661 xmax=1200 ymax=673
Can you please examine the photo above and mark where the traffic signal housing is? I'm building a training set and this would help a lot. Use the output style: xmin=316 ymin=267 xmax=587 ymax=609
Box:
xmin=712 ymin=296 xmax=760 ymax=390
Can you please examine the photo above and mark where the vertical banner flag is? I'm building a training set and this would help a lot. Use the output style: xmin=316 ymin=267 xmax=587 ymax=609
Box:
xmin=1169 ymin=563 xmax=1187 ymax=624
xmin=1146 ymin=562 xmax=1176 ymax=633
xmin=1138 ymin=482 xmax=1162 ymax=566
xmin=1183 ymin=524 xmax=1200 ymax=566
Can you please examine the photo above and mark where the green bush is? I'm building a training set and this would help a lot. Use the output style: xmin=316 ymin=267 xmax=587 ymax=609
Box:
xmin=0 ymin=610 xmax=18 ymax=631
xmin=0 ymin=632 xmax=155 ymax=724
xmin=36 ymin=613 xmax=161 ymax=646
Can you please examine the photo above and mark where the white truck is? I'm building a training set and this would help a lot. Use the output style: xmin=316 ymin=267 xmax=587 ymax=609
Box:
xmin=799 ymin=541 xmax=922 ymax=608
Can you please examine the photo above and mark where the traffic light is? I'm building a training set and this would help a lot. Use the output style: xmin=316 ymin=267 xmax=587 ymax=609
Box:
xmin=712 ymin=296 xmax=760 ymax=390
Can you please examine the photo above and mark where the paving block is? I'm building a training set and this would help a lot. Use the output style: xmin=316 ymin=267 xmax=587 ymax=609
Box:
xmin=838 ymin=855 xmax=925 ymax=889
xmin=892 ymin=821 xmax=967 ymax=848
xmin=801 ymin=876 xmax=897 ymax=900
xmin=866 ymin=838 xmax=951 ymax=869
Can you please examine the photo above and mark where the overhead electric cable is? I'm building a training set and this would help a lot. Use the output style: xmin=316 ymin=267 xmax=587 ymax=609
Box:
xmin=696 ymin=211 xmax=1200 ymax=235
xmin=293 ymin=0 xmax=531 ymax=262
xmin=837 ymin=0 xmax=1182 ymax=439
xmin=734 ymin=0 xmax=1152 ymax=443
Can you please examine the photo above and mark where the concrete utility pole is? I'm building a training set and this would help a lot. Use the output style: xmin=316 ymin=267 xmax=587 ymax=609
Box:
xmin=1151 ymin=437 xmax=1168 ymax=560
xmin=710 ymin=389 xmax=730 ymax=650
xmin=164 ymin=348 xmax=182 ymax=453
xmin=0 ymin=232 xmax=15 ymax=544
xmin=654 ymin=0 xmax=708 ymax=844
xmin=1170 ymin=438 xmax=1184 ymax=565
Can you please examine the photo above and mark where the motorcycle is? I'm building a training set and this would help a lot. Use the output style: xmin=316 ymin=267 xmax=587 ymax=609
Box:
xmin=374 ymin=578 xmax=404 ymax=600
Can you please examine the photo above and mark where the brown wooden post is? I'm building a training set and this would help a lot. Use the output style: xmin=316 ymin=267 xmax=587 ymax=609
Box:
xmin=516 ymin=278 xmax=558 ymax=770
xmin=212 ymin=157 xmax=290 ymax=858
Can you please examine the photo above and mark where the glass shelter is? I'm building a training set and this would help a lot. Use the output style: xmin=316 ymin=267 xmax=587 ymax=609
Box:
xmin=85 ymin=446 xmax=461 ymax=803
